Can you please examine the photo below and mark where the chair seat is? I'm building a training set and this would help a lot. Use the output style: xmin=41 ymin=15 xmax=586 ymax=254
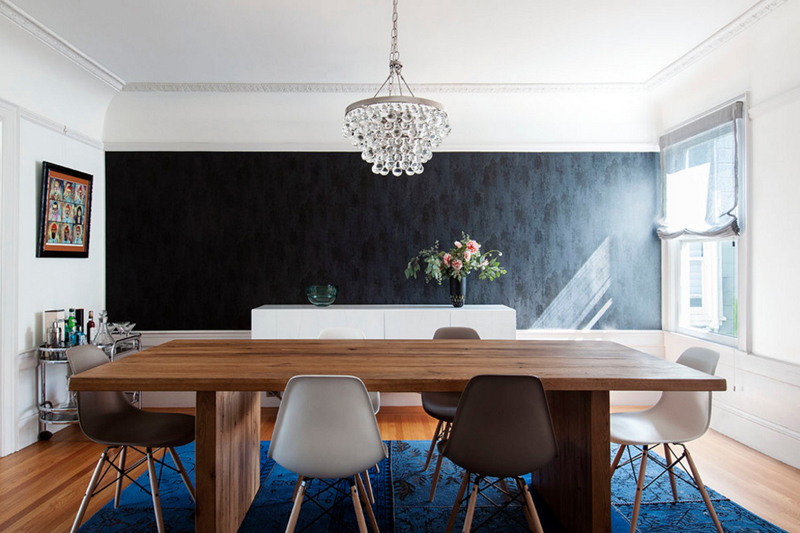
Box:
xmin=421 ymin=392 xmax=460 ymax=423
xmin=611 ymin=409 xmax=700 ymax=446
xmin=369 ymin=392 xmax=380 ymax=415
xmin=88 ymin=410 xmax=195 ymax=448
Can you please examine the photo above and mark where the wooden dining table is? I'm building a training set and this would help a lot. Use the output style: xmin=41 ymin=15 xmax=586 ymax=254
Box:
xmin=69 ymin=339 xmax=726 ymax=533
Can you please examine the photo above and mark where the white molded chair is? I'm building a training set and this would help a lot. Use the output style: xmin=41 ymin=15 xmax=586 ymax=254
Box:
xmin=318 ymin=328 xmax=380 ymax=415
xmin=610 ymin=347 xmax=724 ymax=533
xmin=268 ymin=375 xmax=388 ymax=533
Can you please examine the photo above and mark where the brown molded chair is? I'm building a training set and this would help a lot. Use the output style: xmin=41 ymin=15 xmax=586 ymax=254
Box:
xmin=67 ymin=345 xmax=196 ymax=533
xmin=442 ymin=374 xmax=558 ymax=533
xmin=422 ymin=326 xmax=480 ymax=500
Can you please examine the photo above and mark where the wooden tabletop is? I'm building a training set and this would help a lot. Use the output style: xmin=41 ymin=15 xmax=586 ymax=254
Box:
xmin=69 ymin=339 xmax=727 ymax=393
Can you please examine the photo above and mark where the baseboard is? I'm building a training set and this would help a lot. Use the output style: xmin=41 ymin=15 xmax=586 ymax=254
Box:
xmin=711 ymin=402 xmax=800 ymax=469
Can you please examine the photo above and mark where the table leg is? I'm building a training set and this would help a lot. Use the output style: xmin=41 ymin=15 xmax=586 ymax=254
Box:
xmin=529 ymin=390 xmax=611 ymax=533
xmin=195 ymin=391 xmax=261 ymax=533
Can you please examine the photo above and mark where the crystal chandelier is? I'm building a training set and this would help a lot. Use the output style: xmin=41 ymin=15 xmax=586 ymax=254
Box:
xmin=342 ymin=0 xmax=450 ymax=176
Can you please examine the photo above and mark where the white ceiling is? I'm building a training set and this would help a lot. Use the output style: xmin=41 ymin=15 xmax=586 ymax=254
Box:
xmin=10 ymin=0 xmax=760 ymax=85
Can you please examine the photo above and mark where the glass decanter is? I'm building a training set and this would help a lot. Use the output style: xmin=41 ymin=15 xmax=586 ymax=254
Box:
xmin=92 ymin=310 xmax=115 ymax=358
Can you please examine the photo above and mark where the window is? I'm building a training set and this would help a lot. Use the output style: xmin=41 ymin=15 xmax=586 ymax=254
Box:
xmin=678 ymin=240 xmax=738 ymax=338
xmin=659 ymin=98 xmax=746 ymax=346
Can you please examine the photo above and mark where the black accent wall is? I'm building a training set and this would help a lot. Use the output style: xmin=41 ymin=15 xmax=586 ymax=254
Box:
xmin=105 ymin=152 xmax=661 ymax=330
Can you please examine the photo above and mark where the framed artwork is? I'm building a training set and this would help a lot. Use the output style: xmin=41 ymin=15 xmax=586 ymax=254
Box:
xmin=37 ymin=161 xmax=93 ymax=258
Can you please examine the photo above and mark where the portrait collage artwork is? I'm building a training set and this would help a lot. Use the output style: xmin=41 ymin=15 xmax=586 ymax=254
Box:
xmin=37 ymin=162 xmax=93 ymax=258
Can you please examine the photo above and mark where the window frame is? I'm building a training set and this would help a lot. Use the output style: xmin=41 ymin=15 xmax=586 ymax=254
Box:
xmin=661 ymin=94 xmax=750 ymax=352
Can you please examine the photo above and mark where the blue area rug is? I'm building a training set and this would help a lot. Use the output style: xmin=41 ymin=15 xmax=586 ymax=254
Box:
xmin=79 ymin=441 xmax=786 ymax=532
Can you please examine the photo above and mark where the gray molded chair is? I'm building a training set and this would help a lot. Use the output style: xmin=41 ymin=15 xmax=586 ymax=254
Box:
xmin=67 ymin=345 xmax=196 ymax=533
xmin=269 ymin=375 xmax=388 ymax=533
xmin=442 ymin=374 xmax=557 ymax=533
xmin=610 ymin=347 xmax=724 ymax=533
xmin=423 ymin=326 xmax=480 ymax=501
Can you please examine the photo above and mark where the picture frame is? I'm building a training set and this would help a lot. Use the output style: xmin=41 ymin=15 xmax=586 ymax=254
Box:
xmin=37 ymin=161 xmax=93 ymax=258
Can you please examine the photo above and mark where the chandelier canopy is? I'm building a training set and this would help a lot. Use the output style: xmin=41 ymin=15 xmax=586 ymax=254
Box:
xmin=342 ymin=0 xmax=450 ymax=176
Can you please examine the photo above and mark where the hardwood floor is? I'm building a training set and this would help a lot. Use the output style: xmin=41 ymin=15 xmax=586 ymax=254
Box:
xmin=0 ymin=406 xmax=797 ymax=532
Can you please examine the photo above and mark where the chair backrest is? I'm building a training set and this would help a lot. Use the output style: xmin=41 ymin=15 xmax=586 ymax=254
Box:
xmin=318 ymin=327 xmax=367 ymax=339
xmin=652 ymin=346 xmax=720 ymax=441
xmin=433 ymin=327 xmax=481 ymax=340
xmin=268 ymin=375 xmax=386 ymax=479
xmin=442 ymin=374 xmax=557 ymax=479
xmin=66 ymin=345 xmax=138 ymax=441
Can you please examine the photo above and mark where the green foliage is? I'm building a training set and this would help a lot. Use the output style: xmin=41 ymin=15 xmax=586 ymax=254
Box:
xmin=405 ymin=233 xmax=507 ymax=285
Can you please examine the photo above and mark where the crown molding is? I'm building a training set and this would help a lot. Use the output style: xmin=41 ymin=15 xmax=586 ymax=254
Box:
xmin=1 ymin=0 xmax=788 ymax=96
xmin=645 ymin=0 xmax=788 ymax=89
xmin=0 ymin=0 xmax=124 ymax=91
xmin=104 ymin=141 xmax=660 ymax=153
xmin=122 ymin=82 xmax=644 ymax=94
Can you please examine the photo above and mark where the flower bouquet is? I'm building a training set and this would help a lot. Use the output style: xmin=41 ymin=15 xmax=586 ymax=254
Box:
xmin=405 ymin=233 xmax=506 ymax=307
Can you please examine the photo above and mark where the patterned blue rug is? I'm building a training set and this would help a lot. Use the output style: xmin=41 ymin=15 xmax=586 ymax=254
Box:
xmin=79 ymin=441 xmax=786 ymax=532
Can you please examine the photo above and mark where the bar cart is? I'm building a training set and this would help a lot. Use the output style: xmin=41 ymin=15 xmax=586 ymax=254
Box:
xmin=36 ymin=332 xmax=142 ymax=441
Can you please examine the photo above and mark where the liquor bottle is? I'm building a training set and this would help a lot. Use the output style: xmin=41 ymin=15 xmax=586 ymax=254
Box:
xmin=75 ymin=308 xmax=85 ymax=333
xmin=66 ymin=309 xmax=77 ymax=346
xmin=86 ymin=311 xmax=95 ymax=343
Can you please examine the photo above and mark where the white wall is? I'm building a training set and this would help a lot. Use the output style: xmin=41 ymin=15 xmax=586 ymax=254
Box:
xmin=103 ymin=89 xmax=658 ymax=152
xmin=15 ymin=119 xmax=106 ymax=449
xmin=0 ymin=13 xmax=113 ymax=453
xmin=655 ymin=0 xmax=800 ymax=468
xmin=0 ymin=16 xmax=116 ymax=140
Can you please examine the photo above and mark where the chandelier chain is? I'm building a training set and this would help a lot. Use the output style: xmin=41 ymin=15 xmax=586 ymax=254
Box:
xmin=390 ymin=0 xmax=400 ymax=64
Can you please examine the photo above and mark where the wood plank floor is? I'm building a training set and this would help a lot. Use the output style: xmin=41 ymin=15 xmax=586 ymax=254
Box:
xmin=0 ymin=406 xmax=797 ymax=532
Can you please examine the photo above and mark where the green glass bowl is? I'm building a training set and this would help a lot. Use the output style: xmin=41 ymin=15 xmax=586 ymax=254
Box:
xmin=305 ymin=284 xmax=338 ymax=306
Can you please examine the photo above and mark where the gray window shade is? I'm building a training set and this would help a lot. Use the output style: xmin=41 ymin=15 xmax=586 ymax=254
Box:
xmin=657 ymin=101 xmax=744 ymax=240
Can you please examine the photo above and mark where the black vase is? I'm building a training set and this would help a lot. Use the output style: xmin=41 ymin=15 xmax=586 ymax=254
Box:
xmin=450 ymin=276 xmax=467 ymax=308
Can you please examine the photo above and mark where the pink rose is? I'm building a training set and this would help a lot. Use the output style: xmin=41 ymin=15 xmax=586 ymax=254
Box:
xmin=454 ymin=241 xmax=462 ymax=249
xmin=464 ymin=251 xmax=472 ymax=261
xmin=451 ymin=259 xmax=463 ymax=271
xmin=466 ymin=240 xmax=480 ymax=253
xmin=442 ymin=253 xmax=451 ymax=266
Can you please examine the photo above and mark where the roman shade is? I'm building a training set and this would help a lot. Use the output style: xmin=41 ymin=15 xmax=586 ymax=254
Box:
xmin=657 ymin=101 xmax=744 ymax=240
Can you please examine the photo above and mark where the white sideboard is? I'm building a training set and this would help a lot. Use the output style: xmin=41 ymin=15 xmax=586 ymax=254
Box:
xmin=251 ymin=304 xmax=517 ymax=340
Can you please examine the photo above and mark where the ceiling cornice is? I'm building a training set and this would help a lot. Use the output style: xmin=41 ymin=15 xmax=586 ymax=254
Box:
xmin=121 ymin=82 xmax=643 ymax=93
xmin=644 ymin=0 xmax=788 ymax=89
xmin=0 ymin=0 xmax=125 ymax=91
xmin=1 ymin=0 xmax=788 ymax=95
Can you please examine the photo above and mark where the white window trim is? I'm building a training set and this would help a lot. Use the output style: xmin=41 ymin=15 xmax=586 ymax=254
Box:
xmin=661 ymin=93 xmax=750 ymax=353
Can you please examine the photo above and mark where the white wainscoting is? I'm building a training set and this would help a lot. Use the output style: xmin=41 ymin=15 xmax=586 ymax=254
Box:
xmin=139 ymin=328 xmax=664 ymax=409
xmin=664 ymin=332 xmax=800 ymax=469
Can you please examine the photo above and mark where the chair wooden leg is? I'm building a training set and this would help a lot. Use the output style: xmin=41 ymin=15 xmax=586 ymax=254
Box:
xmin=361 ymin=470 xmax=375 ymax=504
xmin=663 ymin=443 xmax=679 ymax=503
xmin=286 ymin=479 xmax=306 ymax=533
xmin=429 ymin=450 xmax=445 ymax=501
xmin=611 ymin=444 xmax=626 ymax=472
xmin=520 ymin=480 xmax=544 ymax=533
xmin=146 ymin=448 xmax=165 ymax=533
xmin=350 ymin=480 xmax=369 ymax=533
xmin=424 ymin=420 xmax=443 ymax=470
xmin=374 ymin=462 xmax=380 ymax=474
xmin=292 ymin=475 xmax=305 ymax=502
xmin=70 ymin=449 xmax=108 ymax=533
xmin=515 ymin=478 xmax=537 ymax=532
xmin=446 ymin=470 xmax=470 ymax=533
xmin=356 ymin=474 xmax=380 ymax=533
xmin=629 ymin=445 xmax=649 ymax=533
xmin=114 ymin=446 xmax=127 ymax=508
xmin=168 ymin=447 xmax=196 ymax=502
xmin=684 ymin=447 xmax=724 ymax=533
xmin=462 ymin=480 xmax=479 ymax=533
